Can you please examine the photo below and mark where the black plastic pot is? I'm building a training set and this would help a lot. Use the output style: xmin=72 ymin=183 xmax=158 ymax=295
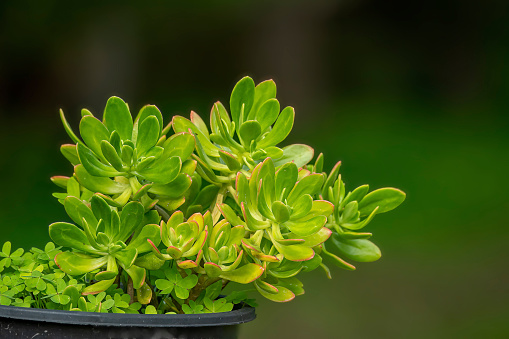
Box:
xmin=0 ymin=304 xmax=256 ymax=338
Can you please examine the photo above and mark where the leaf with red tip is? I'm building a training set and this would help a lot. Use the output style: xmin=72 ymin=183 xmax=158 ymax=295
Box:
xmin=82 ymin=278 xmax=115 ymax=295
xmin=255 ymin=283 xmax=295 ymax=302
xmin=204 ymin=262 xmax=222 ymax=277
xmin=178 ymin=260 xmax=198 ymax=269
xmin=254 ymin=280 xmax=279 ymax=294
xmin=219 ymin=263 xmax=264 ymax=284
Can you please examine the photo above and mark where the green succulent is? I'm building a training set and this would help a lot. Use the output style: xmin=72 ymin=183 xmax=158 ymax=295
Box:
xmin=221 ymin=158 xmax=333 ymax=263
xmin=58 ymin=96 xmax=196 ymax=211
xmin=149 ymin=211 xmax=209 ymax=269
xmin=172 ymin=77 xmax=314 ymax=187
xmin=49 ymin=195 xmax=161 ymax=296
xmin=313 ymin=160 xmax=407 ymax=272
xmin=2 ymin=77 xmax=407 ymax=314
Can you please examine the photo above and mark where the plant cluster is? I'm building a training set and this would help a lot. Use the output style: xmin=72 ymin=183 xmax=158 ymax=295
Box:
xmin=3 ymin=77 xmax=405 ymax=314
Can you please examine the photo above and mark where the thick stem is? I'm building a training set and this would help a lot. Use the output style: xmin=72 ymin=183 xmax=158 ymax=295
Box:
xmin=188 ymin=276 xmax=221 ymax=302
xmin=127 ymin=277 xmax=135 ymax=304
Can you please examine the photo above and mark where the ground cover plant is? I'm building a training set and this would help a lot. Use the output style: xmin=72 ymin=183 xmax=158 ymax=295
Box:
xmin=0 ymin=77 xmax=405 ymax=314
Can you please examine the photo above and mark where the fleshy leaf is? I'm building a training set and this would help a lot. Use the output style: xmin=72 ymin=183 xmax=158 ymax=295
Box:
xmin=230 ymin=76 xmax=255 ymax=127
xmin=103 ymin=96 xmax=133 ymax=141
xmin=219 ymin=263 xmax=264 ymax=284
xmin=358 ymin=188 xmax=406 ymax=217
xmin=54 ymin=253 xmax=107 ymax=275
xmin=273 ymin=144 xmax=314 ymax=168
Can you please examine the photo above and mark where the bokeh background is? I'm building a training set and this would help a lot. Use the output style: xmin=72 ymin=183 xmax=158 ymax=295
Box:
xmin=1 ymin=0 xmax=508 ymax=338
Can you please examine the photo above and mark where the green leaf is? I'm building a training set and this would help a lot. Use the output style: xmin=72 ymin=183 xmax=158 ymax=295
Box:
xmin=314 ymin=153 xmax=324 ymax=173
xmin=117 ymin=201 xmax=145 ymax=242
xmin=275 ymin=162 xmax=298 ymax=201
xmin=257 ymin=106 xmax=294 ymax=148
xmin=219 ymin=263 xmax=264 ymax=284
xmin=2 ymin=242 xmax=11 ymax=256
xmin=293 ymin=228 xmax=332 ymax=247
xmin=51 ymin=294 xmax=71 ymax=305
xmin=300 ymin=200 xmax=334 ymax=219
xmin=103 ymin=96 xmax=133 ymax=141
xmin=63 ymin=196 xmax=96 ymax=230
xmin=328 ymin=234 xmax=381 ymax=262
xmin=126 ymin=224 xmax=161 ymax=254
xmin=74 ymin=165 xmax=128 ymax=195
xmin=172 ymin=115 xmax=219 ymax=157
xmin=134 ymin=253 xmax=165 ymax=270
xmin=79 ymin=116 xmax=110 ymax=159
xmin=264 ymin=146 xmax=284 ymax=160
xmin=137 ymin=156 xmax=182 ymax=185
xmin=323 ymin=161 xmax=341 ymax=196
xmin=59 ymin=109 xmax=81 ymax=144
xmin=273 ymin=241 xmax=315 ymax=262
xmin=277 ymin=277 xmax=304 ymax=296
xmin=272 ymin=201 xmax=290 ymax=223
xmin=63 ymin=285 xmax=81 ymax=306
xmin=190 ymin=111 xmax=209 ymax=136
xmin=255 ymin=98 xmax=280 ymax=131
xmin=123 ymin=265 xmax=145 ymax=290
xmin=136 ymin=105 xmax=163 ymax=135
xmin=61 ymin=144 xmax=80 ymax=165
xmin=343 ymin=185 xmax=370 ymax=206
xmin=358 ymin=188 xmax=406 ymax=217
xmin=49 ymin=222 xmax=96 ymax=253
xmin=91 ymin=195 xmax=113 ymax=236
xmin=155 ymin=279 xmax=174 ymax=295
xmin=247 ymin=79 xmax=277 ymax=120
xmin=101 ymin=140 xmax=124 ymax=172
xmin=82 ymin=278 xmax=116 ymax=295
xmin=218 ymin=151 xmax=242 ymax=172
xmin=230 ymin=76 xmax=255 ymax=127
xmin=255 ymin=283 xmax=295 ymax=302
xmin=273 ymin=144 xmax=314 ymax=168
xmin=136 ymin=116 xmax=160 ymax=156
xmin=239 ymin=120 xmax=262 ymax=147
xmin=114 ymin=248 xmax=137 ymax=269
xmin=162 ymin=132 xmax=195 ymax=161
xmin=145 ymin=305 xmax=157 ymax=314
xmin=54 ymin=253 xmax=107 ymax=275
xmin=136 ymin=281 xmax=153 ymax=305
xmin=77 ymin=143 xmax=123 ymax=177
xmin=203 ymin=298 xmax=234 ymax=313
xmin=149 ymin=174 xmax=192 ymax=199
xmin=287 ymin=174 xmax=324 ymax=206
xmin=284 ymin=216 xmax=326 ymax=237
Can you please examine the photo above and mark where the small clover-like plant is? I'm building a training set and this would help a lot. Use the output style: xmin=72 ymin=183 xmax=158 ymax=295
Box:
xmin=1 ymin=76 xmax=405 ymax=314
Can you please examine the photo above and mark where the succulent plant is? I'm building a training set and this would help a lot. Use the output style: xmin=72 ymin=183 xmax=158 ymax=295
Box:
xmin=1 ymin=76 xmax=405 ymax=315
xmin=49 ymin=196 xmax=161 ymax=297
xmin=57 ymin=97 xmax=196 ymax=212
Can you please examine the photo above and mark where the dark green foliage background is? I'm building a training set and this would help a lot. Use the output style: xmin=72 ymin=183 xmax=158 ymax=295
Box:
xmin=0 ymin=1 xmax=507 ymax=338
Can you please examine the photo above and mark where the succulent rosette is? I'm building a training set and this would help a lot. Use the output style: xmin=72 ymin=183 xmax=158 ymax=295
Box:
xmin=149 ymin=211 xmax=209 ymax=270
xmin=172 ymin=77 xmax=314 ymax=188
xmin=56 ymin=96 xmax=196 ymax=212
xmin=49 ymin=195 xmax=161 ymax=297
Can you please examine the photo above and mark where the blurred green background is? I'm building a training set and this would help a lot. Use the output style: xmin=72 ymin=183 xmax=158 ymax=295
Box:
xmin=1 ymin=1 xmax=508 ymax=338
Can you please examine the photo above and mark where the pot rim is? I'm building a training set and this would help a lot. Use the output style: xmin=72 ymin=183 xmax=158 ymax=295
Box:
xmin=0 ymin=304 xmax=256 ymax=327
